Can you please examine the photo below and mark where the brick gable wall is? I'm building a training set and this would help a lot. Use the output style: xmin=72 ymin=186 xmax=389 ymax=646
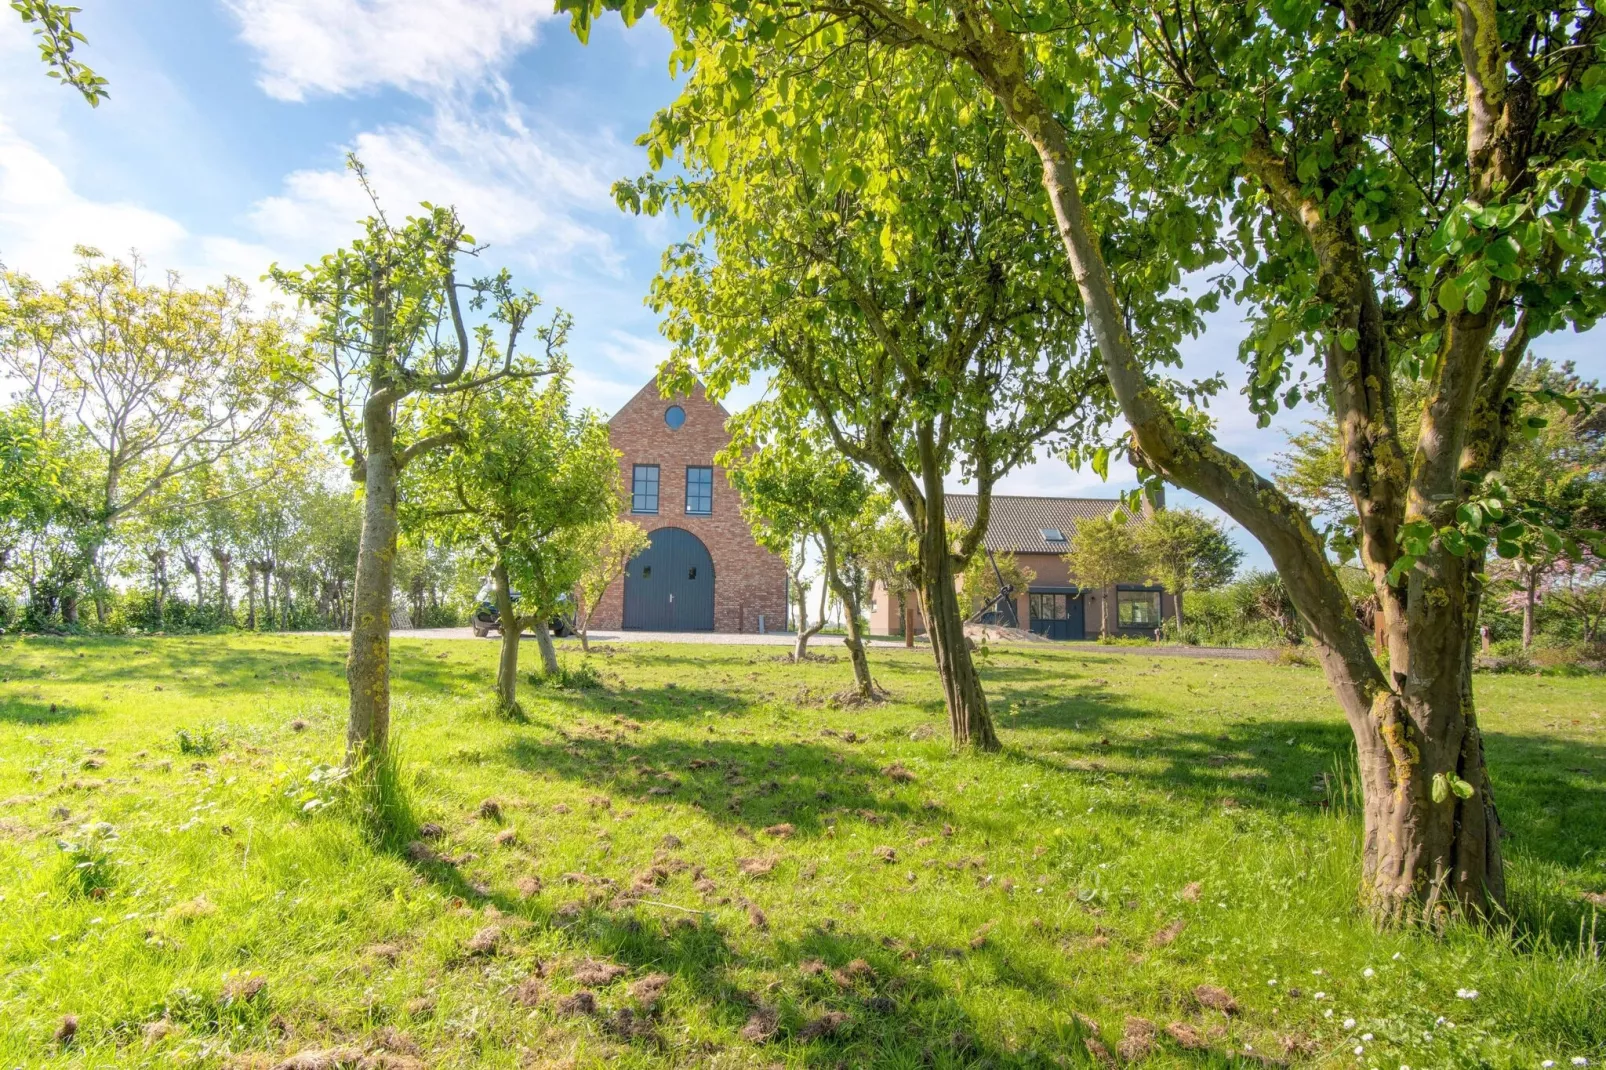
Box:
xmin=590 ymin=377 xmax=790 ymax=633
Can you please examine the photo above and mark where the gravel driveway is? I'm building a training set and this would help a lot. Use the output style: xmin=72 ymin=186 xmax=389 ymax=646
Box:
xmin=352 ymin=627 xmax=1270 ymax=659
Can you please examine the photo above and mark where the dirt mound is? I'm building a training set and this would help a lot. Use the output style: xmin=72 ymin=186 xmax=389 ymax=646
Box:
xmin=964 ymin=624 xmax=1052 ymax=644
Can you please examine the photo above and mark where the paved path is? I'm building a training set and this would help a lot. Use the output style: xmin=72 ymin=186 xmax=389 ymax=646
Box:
xmin=344 ymin=627 xmax=1270 ymax=659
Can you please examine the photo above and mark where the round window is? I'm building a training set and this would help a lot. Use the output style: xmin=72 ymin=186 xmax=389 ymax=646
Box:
xmin=664 ymin=405 xmax=686 ymax=429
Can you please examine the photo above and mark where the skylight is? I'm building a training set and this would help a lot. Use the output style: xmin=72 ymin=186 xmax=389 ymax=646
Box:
xmin=1041 ymin=528 xmax=1066 ymax=543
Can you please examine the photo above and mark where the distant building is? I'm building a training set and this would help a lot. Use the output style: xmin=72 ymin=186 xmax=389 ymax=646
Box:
xmin=866 ymin=493 xmax=1173 ymax=641
xmin=587 ymin=376 xmax=789 ymax=634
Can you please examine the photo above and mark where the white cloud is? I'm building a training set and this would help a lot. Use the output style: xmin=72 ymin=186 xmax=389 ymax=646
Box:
xmin=226 ymin=0 xmax=557 ymax=101
xmin=248 ymin=97 xmax=623 ymax=275
xmin=0 ymin=118 xmax=282 ymax=283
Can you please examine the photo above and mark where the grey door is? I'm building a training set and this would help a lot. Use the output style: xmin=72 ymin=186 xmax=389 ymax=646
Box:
xmin=623 ymin=527 xmax=715 ymax=631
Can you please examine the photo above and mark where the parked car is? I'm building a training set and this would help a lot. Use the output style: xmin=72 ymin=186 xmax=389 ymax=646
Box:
xmin=470 ymin=582 xmax=574 ymax=638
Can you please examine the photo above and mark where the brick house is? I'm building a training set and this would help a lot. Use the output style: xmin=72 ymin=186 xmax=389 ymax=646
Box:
xmin=587 ymin=376 xmax=789 ymax=633
xmin=866 ymin=493 xmax=1175 ymax=640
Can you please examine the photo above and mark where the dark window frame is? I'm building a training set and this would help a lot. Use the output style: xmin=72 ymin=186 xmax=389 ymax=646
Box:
xmin=631 ymin=464 xmax=660 ymax=515
xmin=685 ymin=465 xmax=713 ymax=516
xmin=1116 ymin=588 xmax=1163 ymax=627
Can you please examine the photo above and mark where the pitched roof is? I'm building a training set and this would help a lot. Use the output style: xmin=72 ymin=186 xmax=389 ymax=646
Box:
xmin=607 ymin=374 xmax=730 ymax=425
xmin=944 ymin=493 xmax=1134 ymax=555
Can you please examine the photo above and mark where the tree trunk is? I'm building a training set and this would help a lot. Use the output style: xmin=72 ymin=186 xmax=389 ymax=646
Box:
xmin=212 ymin=548 xmax=233 ymax=623
xmin=822 ymin=532 xmax=877 ymax=699
xmin=1521 ymin=569 xmax=1537 ymax=650
xmin=491 ymin=559 xmax=523 ymax=712
xmin=533 ymin=619 xmax=560 ymax=677
xmin=1173 ymin=591 xmax=1184 ymax=631
xmin=183 ymin=551 xmax=205 ymax=607
xmin=793 ymin=553 xmax=827 ymax=662
xmin=902 ymin=593 xmax=914 ymax=647
xmin=246 ymin=565 xmax=258 ymax=630
xmin=347 ymin=399 xmax=401 ymax=767
xmin=149 ymin=549 xmax=168 ymax=627
xmin=920 ymin=544 xmax=997 ymax=750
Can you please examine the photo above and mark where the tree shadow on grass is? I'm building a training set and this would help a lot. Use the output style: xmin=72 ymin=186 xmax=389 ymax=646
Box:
xmin=391 ymin=837 xmax=1133 ymax=1068
xmin=999 ymin=700 xmax=1606 ymax=949
xmin=504 ymin=728 xmax=933 ymax=836
xmin=0 ymin=694 xmax=94 ymax=725
xmin=11 ymin=635 xmax=478 ymax=702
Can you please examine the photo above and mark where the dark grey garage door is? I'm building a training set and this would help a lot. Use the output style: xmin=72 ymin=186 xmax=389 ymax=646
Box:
xmin=623 ymin=527 xmax=715 ymax=631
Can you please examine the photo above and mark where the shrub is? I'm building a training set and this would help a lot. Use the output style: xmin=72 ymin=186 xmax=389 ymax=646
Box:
xmin=175 ymin=724 xmax=227 ymax=755
xmin=528 ymin=659 xmax=604 ymax=690
xmin=55 ymin=822 xmax=118 ymax=899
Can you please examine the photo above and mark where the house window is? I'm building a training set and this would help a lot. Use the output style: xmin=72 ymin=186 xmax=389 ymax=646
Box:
xmin=665 ymin=405 xmax=686 ymax=429
xmin=685 ymin=466 xmax=713 ymax=515
xmin=631 ymin=464 xmax=660 ymax=514
xmin=1118 ymin=590 xmax=1162 ymax=626
xmin=1030 ymin=593 xmax=1070 ymax=620
xmin=1041 ymin=528 xmax=1066 ymax=544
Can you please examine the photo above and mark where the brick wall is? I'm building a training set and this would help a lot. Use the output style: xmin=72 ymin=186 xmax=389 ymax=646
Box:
xmin=590 ymin=377 xmax=790 ymax=634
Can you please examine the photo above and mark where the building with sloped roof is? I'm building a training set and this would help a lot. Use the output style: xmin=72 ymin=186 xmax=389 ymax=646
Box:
xmin=867 ymin=492 xmax=1174 ymax=641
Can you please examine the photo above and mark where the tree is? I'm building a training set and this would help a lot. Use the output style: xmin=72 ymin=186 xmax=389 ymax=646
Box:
xmin=564 ymin=0 xmax=1606 ymax=920
xmin=271 ymin=161 xmax=560 ymax=765
xmin=863 ymin=511 xmax=920 ymax=648
xmin=0 ymin=403 xmax=59 ymax=577
xmin=571 ymin=516 xmax=650 ymax=652
xmin=628 ymin=68 xmax=1126 ymax=749
xmin=13 ymin=1 xmax=107 ymax=105
xmin=1279 ymin=360 xmax=1606 ymax=649
xmin=1542 ymin=551 xmax=1606 ymax=645
xmin=723 ymin=419 xmax=881 ymax=695
xmin=1136 ymin=509 xmax=1243 ymax=629
xmin=0 ymin=249 xmax=300 ymax=624
xmin=1064 ymin=514 xmax=1143 ymax=638
xmin=412 ymin=370 xmax=618 ymax=714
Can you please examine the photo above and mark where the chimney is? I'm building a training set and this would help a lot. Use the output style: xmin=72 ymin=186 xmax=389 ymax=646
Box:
xmin=1143 ymin=483 xmax=1166 ymax=517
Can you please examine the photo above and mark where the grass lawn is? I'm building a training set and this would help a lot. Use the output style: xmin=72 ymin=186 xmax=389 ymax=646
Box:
xmin=1 ymin=634 xmax=1603 ymax=1069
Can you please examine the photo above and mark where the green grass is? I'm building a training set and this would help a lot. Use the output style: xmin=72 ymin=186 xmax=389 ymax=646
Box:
xmin=1 ymin=634 xmax=1602 ymax=1068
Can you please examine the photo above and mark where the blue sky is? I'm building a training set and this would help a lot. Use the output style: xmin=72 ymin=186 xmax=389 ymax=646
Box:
xmin=3 ymin=1 xmax=1601 ymax=573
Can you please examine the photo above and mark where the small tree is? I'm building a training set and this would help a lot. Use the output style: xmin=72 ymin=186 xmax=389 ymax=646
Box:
xmin=413 ymin=371 xmax=618 ymax=714
xmin=1136 ymin=508 xmax=1243 ymax=630
xmin=725 ymin=420 xmax=881 ymax=694
xmin=572 ymin=516 xmax=650 ymax=652
xmin=1064 ymin=514 xmax=1142 ymax=638
xmin=863 ymin=512 xmax=920 ymax=648
xmin=271 ymin=161 xmax=559 ymax=766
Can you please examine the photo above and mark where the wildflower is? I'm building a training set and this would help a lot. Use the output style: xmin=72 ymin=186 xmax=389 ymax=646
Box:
xmin=1571 ymin=1060 xmax=1588 ymax=1068
xmin=1314 ymin=991 xmax=1327 ymax=1000
xmin=1362 ymin=1033 xmax=1374 ymax=1042
xmin=1324 ymin=1009 xmax=1334 ymax=1019
xmin=1355 ymin=1046 xmax=1365 ymax=1056
xmin=1363 ymin=967 xmax=1376 ymax=978
xmin=1268 ymin=979 xmax=1278 ymax=986
xmin=1344 ymin=1019 xmax=1357 ymax=1030
xmin=1392 ymin=952 xmax=1403 ymax=960
xmin=1456 ymin=988 xmax=1479 ymax=1000
xmin=1542 ymin=1062 xmax=1555 ymax=1068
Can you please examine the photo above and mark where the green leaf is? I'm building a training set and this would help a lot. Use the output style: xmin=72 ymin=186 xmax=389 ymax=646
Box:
xmin=1431 ymin=772 xmax=1449 ymax=803
xmin=1448 ymin=774 xmax=1474 ymax=800
xmin=1437 ymin=278 xmax=1464 ymax=315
